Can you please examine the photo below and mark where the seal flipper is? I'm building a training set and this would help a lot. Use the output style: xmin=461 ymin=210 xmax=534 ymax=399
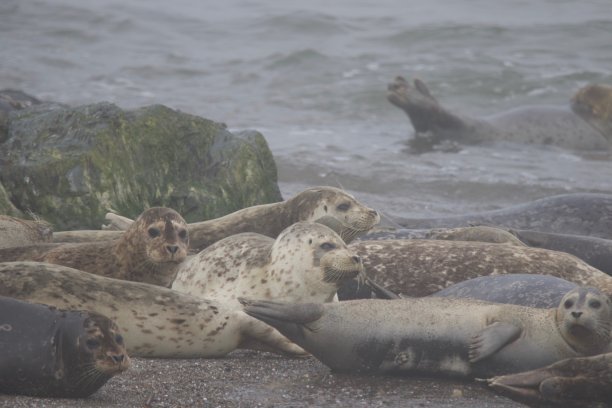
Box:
xmin=486 ymin=368 xmax=553 ymax=401
xmin=469 ymin=322 xmax=522 ymax=363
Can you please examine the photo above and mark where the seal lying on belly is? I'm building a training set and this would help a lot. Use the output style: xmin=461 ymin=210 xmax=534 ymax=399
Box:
xmin=95 ymin=186 xmax=380 ymax=250
xmin=391 ymin=193 xmax=612 ymax=239
xmin=388 ymin=76 xmax=612 ymax=152
xmin=0 ymin=295 xmax=129 ymax=398
xmin=0 ymin=215 xmax=53 ymax=249
xmin=242 ymin=287 xmax=612 ymax=378
xmin=172 ymin=222 xmax=364 ymax=307
xmin=487 ymin=352 xmax=612 ymax=406
xmin=0 ymin=262 xmax=305 ymax=358
xmin=0 ymin=207 xmax=189 ymax=287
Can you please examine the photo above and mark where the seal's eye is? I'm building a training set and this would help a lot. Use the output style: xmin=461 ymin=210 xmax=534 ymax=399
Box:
xmin=589 ymin=300 xmax=601 ymax=309
xmin=320 ymin=242 xmax=335 ymax=250
xmin=115 ymin=334 xmax=124 ymax=344
xmin=336 ymin=203 xmax=350 ymax=212
xmin=178 ymin=229 xmax=188 ymax=240
xmin=148 ymin=227 xmax=161 ymax=238
xmin=564 ymin=299 xmax=574 ymax=309
xmin=323 ymin=205 xmax=328 ymax=212
xmin=86 ymin=339 xmax=101 ymax=350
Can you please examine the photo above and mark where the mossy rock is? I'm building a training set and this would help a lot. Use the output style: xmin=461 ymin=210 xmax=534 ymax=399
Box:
xmin=0 ymin=102 xmax=281 ymax=229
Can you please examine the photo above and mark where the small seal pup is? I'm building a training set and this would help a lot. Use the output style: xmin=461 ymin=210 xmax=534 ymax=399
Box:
xmin=0 ymin=215 xmax=53 ymax=249
xmin=391 ymin=193 xmax=612 ymax=239
xmin=242 ymin=287 xmax=612 ymax=378
xmin=0 ymin=207 xmax=189 ymax=287
xmin=100 ymin=186 xmax=380 ymax=250
xmin=0 ymin=262 xmax=305 ymax=358
xmin=487 ymin=352 xmax=612 ymax=406
xmin=350 ymin=239 xmax=612 ymax=296
xmin=388 ymin=76 xmax=612 ymax=152
xmin=172 ymin=222 xmax=365 ymax=307
xmin=0 ymin=295 xmax=130 ymax=398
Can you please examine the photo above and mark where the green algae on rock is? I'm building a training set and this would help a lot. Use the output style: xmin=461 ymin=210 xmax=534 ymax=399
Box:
xmin=0 ymin=102 xmax=281 ymax=230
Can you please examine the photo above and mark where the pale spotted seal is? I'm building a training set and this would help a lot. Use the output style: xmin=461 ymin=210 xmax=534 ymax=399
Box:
xmin=0 ymin=215 xmax=52 ymax=249
xmin=361 ymin=225 xmax=525 ymax=246
xmin=487 ymin=352 xmax=612 ymax=406
xmin=351 ymin=239 xmax=612 ymax=297
xmin=98 ymin=186 xmax=380 ymax=250
xmin=172 ymin=222 xmax=365 ymax=307
xmin=0 ymin=295 xmax=129 ymax=398
xmin=0 ymin=207 xmax=189 ymax=287
xmin=391 ymin=193 xmax=612 ymax=239
xmin=0 ymin=262 xmax=305 ymax=358
xmin=388 ymin=76 xmax=612 ymax=152
xmin=242 ymin=287 xmax=612 ymax=377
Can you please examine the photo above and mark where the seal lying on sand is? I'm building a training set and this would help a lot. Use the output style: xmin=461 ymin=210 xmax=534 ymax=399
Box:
xmin=390 ymin=193 xmax=612 ymax=239
xmin=361 ymin=225 xmax=525 ymax=246
xmin=388 ymin=76 xmax=612 ymax=152
xmin=0 ymin=215 xmax=52 ymax=249
xmin=242 ymin=287 xmax=612 ymax=378
xmin=351 ymin=239 xmax=612 ymax=296
xmin=0 ymin=207 xmax=189 ymax=287
xmin=0 ymin=295 xmax=129 ymax=398
xmin=487 ymin=352 xmax=612 ymax=406
xmin=172 ymin=222 xmax=364 ymax=307
xmin=0 ymin=262 xmax=306 ymax=358
xmin=98 ymin=186 xmax=379 ymax=250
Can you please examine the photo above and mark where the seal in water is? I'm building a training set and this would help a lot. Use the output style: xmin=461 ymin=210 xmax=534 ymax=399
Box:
xmin=0 ymin=262 xmax=306 ymax=358
xmin=172 ymin=222 xmax=365 ymax=307
xmin=99 ymin=186 xmax=380 ymax=250
xmin=242 ymin=286 xmax=612 ymax=378
xmin=487 ymin=352 xmax=612 ymax=406
xmin=387 ymin=76 xmax=612 ymax=152
xmin=0 ymin=295 xmax=129 ymax=398
xmin=390 ymin=193 xmax=612 ymax=239
xmin=0 ymin=215 xmax=53 ymax=249
xmin=351 ymin=239 xmax=612 ymax=296
xmin=0 ymin=207 xmax=189 ymax=287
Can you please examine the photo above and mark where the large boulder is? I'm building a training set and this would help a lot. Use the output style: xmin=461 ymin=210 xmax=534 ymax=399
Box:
xmin=0 ymin=102 xmax=281 ymax=230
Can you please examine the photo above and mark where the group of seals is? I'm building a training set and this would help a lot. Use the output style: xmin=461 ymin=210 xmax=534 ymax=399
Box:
xmin=0 ymin=207 xmax=189 ymax=287
xmin=387 ymin=76 xmax=612 ymax=152
xmin=0 ymin=295 xmax=129 ymax=398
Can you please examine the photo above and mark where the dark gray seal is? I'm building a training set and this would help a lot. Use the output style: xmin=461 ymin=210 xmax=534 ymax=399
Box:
xmin=242 ymin=286 xmax=612 ymax=378
xmin=391 ymin=193 xmax=612 ymax=239
xmin=0 ymin=295 xmax=129 ymax=398
xmin=387 ymin=76 xmax=612 ymax=152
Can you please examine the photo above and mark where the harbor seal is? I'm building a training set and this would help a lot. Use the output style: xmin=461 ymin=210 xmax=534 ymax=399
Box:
xmin=361 ymin=225 xmax=525 ymax=246
xmin=0 ymin=215 xmax=52 ymax=249
xmin=388 ymin=76 xmax=612 ymax=152
xmin=172 ymin=222 xmax=365 ymax=307
xmin=0 ymin=207 xmax=189 ymax=287
xmin=0 ymin=295 xmax=129 ymax=398
xmin=242 ymin=286 xmax=612 ymax=377
xmin=98 ymin=186 xmax=380 ymax=250
xmin=0 ymin=262 xmax=305 ymax=358
xmin=487 ymin=352 xmax=612 ymax=406
xmin=391 ymin=193 xmax=612 ymax=239
xmin=350 ymin=239 xmax=612 ymax=296
xmin=512 ymin=229 xmax=612 ymax=277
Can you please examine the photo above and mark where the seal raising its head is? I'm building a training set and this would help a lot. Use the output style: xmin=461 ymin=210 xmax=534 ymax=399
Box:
xmin=0 ymin=295 xmax=129 ymax=398
xmin=0 ymin=207 xmax=189 ymax=287
xmin=172 ymin=222 xmax=365 ymax=306
xmin=572 ymin=83 xmax=612 ymax=142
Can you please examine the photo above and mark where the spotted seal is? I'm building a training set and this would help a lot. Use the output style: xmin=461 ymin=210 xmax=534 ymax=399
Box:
xmin=487 ymin=352 xmax=612 ymax=406
xmin=351 ymin=239 xmax=612 ymax=297
xmin=361 ymin=225 xmax=525 ymax=246
xmin=0 ymin=295 xmax=129 ymax=398
xmin=0 ymin=207 xmax=189 ymax=287
xmin=0 ymin=262 xmax=305 ymax=358
xmin=388 ymin=76 xmax=612 ymax=152
xmin=242 ymin=286 xmax=612 ymax=378
xmin=98 ymin=186 xmax=380 ymax=250
xmin=172 ymin=222 xmax=365 ymax=307
xmin=391 ymin=193 xmax=612 ymax=239
xmin=0 ymin=215 xmax=52 ymax=249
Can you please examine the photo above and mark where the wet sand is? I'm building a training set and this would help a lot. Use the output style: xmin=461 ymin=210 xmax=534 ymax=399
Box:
xmin=0 ymin=351 xmax=526 ymax=408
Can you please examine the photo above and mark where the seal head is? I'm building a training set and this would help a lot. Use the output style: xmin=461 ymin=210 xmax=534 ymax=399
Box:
xmin=571 ymin=83 xmax=612 ymax=142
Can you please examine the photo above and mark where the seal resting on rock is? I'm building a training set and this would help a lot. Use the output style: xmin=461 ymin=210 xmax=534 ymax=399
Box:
xmin=487 ymin=352 xmax=612 ymax=406
xmin=0 ymin=262 xmax=306 ymax=358
xmin=0 ymin=215 xmax=52 ymax=249
xmin=388 ymin=76 xmax=612 ymax=152
xmin=0 ymin=207 xmax=189 ymax=287
xmin=242 ymin=286 xmax=612 ymax=378
xmin=0 ymin=295 xmax=129 ymax=398
xmin=172 ymin=222 xmax=365 ymax=307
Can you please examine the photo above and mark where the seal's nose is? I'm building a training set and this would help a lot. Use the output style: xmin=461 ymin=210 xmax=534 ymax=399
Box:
xmin=112 ymin=354 xmax=125 ymax=363
xmin=352 ymin=255 xmax=361 ymax=264
xmin=166 ymin=245 xmax=179 ymax=254
xmin=571 ymin=311 xmax=583 ymax=319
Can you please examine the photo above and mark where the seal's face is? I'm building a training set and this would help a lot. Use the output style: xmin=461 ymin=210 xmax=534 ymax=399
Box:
xmin=571 ymin=84 xmax=612 ymax=141
xmin=298 ymin=187 xmax=380 ymax=243
xmin=132 ymin=208 xmax=189 ymax=264
xmin=78 ymin=314 xmax=130 ymax=375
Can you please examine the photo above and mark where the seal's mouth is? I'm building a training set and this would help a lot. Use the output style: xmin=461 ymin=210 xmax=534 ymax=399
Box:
xmin=568 ymin=322 xmax=593 ymax=338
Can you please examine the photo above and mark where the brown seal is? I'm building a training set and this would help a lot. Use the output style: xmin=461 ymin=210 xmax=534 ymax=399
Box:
xmin=0 ymin=215 xmax=53 ymax=249
xmin=0 ymin=207 xmax=188 ymax=287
